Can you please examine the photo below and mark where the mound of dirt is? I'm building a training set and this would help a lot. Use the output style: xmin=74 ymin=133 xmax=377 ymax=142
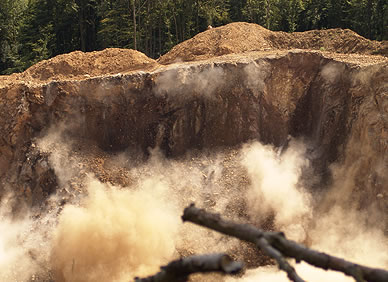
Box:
xmin=158 ymin=22 xmax=385 ymax=64
xmin=19 ymin=48 xmax=159 ymax=82
xmin=1 ymin=23 xmax=384 ymax=85
xmin=283 ymin=28 xmax=383 ymax=54
xmin=158 ymin=22 xmax=273 ymax=64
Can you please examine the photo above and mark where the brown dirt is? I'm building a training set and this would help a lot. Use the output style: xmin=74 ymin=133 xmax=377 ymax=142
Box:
xmin=158 ymin=22 xmax=386 ymax=64
xmin=1 ymin=22 xmax=386 ymax=87
xmin=17 ymin=48 xmax=159 ymax=82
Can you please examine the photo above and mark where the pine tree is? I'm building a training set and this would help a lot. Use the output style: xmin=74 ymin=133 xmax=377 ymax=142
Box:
xmin=98 ymin=0 xmax=133 ymax=49
xmin=275 ymin=0 xmax=304 ymax=32
xmin=0 ymin=0 xmax=26 ymax=74
xmin=19 ymin=0 xmax=56 ymax=69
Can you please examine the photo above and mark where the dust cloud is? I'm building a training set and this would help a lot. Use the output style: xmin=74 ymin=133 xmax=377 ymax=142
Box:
xmin=244 ymin=61 xmax=270 ymax=97
xmin=320 ymin=62 xmax=345 ymax=85
xmin=51 ymin=177 xmax=180 ymax=282
xmin=0 ymin=205 xmax=37 ymax=282
xmin=31 ymin=128 xmax=243 ymax=281
xmin=154 ymin=64 xmax=225 ymax=99
xmin=230 ymin=140 xmax=388 ymax=281
xmin=241 ymin=140 xmax=312 ymax=242
xmin=1 ymin=126 xmax=387 ymax=281
xmin=0 ymin=193 xmax=56 ymax=282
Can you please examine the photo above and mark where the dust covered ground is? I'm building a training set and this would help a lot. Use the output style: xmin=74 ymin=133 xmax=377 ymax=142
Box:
xmin=0 ymin=22 xmax=387 ymax=282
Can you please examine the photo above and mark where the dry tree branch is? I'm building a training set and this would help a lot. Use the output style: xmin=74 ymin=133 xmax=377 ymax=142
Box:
xmin=256 ymin=237 xmax=305 ymax=282
xmin=181 ymin=203 xmax=304 ymax=282
xmin=134 ymin=253 xmax=243 ymax=282
xmin=182 ymin=204 xmax=388 ymax=282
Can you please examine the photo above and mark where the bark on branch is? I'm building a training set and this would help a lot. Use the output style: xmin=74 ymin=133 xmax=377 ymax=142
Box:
xmin=182 ymin=204 xmax=388 ymax=282
xmin=134 ymin=253 xmax=243 ymax=282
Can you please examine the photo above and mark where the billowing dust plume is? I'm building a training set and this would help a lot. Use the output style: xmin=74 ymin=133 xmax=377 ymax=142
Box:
xmin=0 ymin=193 xmax=55 ymax=282
xmin=1 ymin=125 xmax=387 ymax=281
xmin=244 ymin=60 xmax=270 ymax=96
xmin=0 ymin=203 xmax=37 ymax=282
xmin=230 ymin=140 xmax=388 ymax=281
xmin=241 ymin=141 xmax=311 ymax=242
xmin=154 ymin=64 xmax=225 ymax=99
xmin=52 ymin=177 xmax=180 ymax=282
xmin=32 ymin=127 xmax=244 ymax=281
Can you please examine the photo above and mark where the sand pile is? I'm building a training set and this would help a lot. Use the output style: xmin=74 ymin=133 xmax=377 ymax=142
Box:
xmin=18 ymin=48 xmax=158 ymax=82
xmin=158 ymin=22 xmax=385 ymax=64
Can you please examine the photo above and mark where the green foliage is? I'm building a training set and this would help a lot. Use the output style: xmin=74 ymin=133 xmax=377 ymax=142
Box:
xmin=198 ymin=0 xmax=230 ymax=26
xmin=345 ymin=0 xmax=387 ymax=40
xmin=0 ymin=0 xmax=27 ymax=74
xmin=228 ymin=0 xmax=246 ymax=21
xmin=0 ymin=0 xmax=387 ymax=75
xmin=242 ymin=0 xmax=266 ymax=25
xmin=54 ymin=0 xmax=81 ymax=54
xmin=98 ymin=0 xmax=133 ymax=49
xmin=18 ymin=0 xmax=56 ymax=69
xmin=282 ymin=0 xmax=305 ymax=32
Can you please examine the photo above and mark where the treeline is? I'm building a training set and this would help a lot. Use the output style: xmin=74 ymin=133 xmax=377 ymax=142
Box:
xmin=1 ymin=0 xmax=387 ymax=75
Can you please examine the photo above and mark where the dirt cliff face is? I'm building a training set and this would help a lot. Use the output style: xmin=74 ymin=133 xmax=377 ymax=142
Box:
xmin=0 ymin=49 xmax=387 ymax=210
xmin=0 ymin=23 xmax=388 ymax=282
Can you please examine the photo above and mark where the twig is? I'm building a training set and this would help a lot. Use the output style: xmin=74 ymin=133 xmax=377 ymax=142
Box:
xmin=182 ymin=204 xmax=388 ymax=282
xmin=134 ymin=253 xmax=243 ymax=282
xmin=257 ymin=237 xmax=304 ymax=282
xmin=182 ymin=204 xmax=304 ymax=282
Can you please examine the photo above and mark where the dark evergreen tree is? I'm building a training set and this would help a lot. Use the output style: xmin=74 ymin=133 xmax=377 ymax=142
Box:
xmin=54 ymin=0 xmax=82 ymax=54
xmin=299 ymin=0 xmax=331 ymax=30
xmin=75 ymin=0 xmax=98 ymax=51
xmin=275 ymin=0 xmax=304 ymax=32
xmin=229 ymin=0 xmax=246 ymax=21
xmin=19 ymin=0 xmax=56 ymax=69
xmin=97 ymin=0 xmax=133 ymax=49
xmin=375 ymin=0 xmax=388 ymax=40
xmin=1 ymin=0 xmax=387 ymax=75
xmin=0 ymin=0 xmax=26 ymax=74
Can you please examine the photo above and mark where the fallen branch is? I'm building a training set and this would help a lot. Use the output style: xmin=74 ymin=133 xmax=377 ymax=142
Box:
xmin=182 ymin=204 xmax=388 ymax=282
xmin=256 ymin=237 xmax=304 ymax=282
xmin=134 ymin=253 xmax=243 ymax=282
xmin=182 ymin=204 xmax=304 ymax=282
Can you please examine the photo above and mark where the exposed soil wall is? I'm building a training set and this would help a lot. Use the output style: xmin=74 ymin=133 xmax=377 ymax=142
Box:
xmin=1 ymin=49 xmax=387 ymax=208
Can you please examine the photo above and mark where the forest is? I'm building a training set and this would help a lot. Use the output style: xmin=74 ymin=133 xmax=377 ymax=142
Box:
xmin=0 ymin=0 xmax=387 ymax=75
